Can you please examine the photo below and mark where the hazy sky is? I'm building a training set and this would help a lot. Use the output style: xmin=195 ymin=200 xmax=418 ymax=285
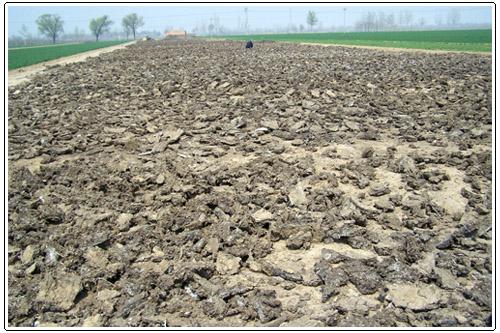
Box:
xmin=8 ymin=5 xmax=492 ymax=37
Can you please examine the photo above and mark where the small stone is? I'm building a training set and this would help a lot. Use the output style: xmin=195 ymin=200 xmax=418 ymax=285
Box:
xmin=344 ymin=120 xmax=360 ymax=131
xmin=395 ymin=156 xmax=417 ymax=174
xmin=216 ymin=252 xmax=241 ymax=275
xmin=470 ymin=128 xmax=484 ymax=138
xmin=434 ymin=268 xmax=459 ymax=290
xmin=248 ymin=258 xmax=262 ymax=272
xmin=386 ymin=283 xmax=444 ymax=311
xmin=302 ymin=100 xmax=315 ymax=110
xmin=286 ymin=231 xmax=312 ymax=250
xmin=320 ymin=248 xmax=346 ymax=263
xmin=288 ymin=183 xmax=308 ymax=207
xmin=436 ymin=235 xmax=454 ymax=249
xmin=205 ymin=237 xmax=219 ymax=254
xmin=260 ymin=261 xmax=303 ymax=283
xmin=369 ymin=184 xmax=391 ymax=197
xmin=314 ymin=260 xmax=349 ymax=302
xmin=374 ymin=199 xmax=395 ymax=212
xmin=345 ymin=262 xmax=382 ymax=295
xmin=156 ymin=174 xmax=165 ymax=184
xmin=82 ymin=314 xmax=104 ymax=327
xmin=270 ymin=144 xmax=286 ymax=154
xmin=261 ymin=119 xmax=279 ymax=130
xmin=435 ymin=98 xmax=448 ymax=107
xmin=251 ymin=290 xmax=282 ymax=323
xmin=45 ymin=247 xmax=59 ymax=265
xmin=311 ymin=89 xmax=321 ymax=98
xmin=201 ymin=297 xmax=228 ymax=319
xmin=97 ymin=289 xmax=121 ymax=301
xmin=116 ymin=213 xmax=134 ymax=231
xmin=36 ymin=273 xmax=82 ymax=310
xmin=146 ymin=125 xmax=158 ymax=133
xmin=325 ymin=90 xmax=336 ymax=98
xmin=251 ymin=209 xmax=274 ymax=223
xmin=255 ymin=127 xmax=270 ymax=135
xmin=455 ymin=314 xmax=468 ymax=325
xmin=25 ymin=262 xmax=39 ymax=275
xmin=165 ymin=128 xmax=184 ymax=144
xmin=85 ymin=247 xmax=109 ymax=269
xmin=230 ymin=116 xmax=246 ymax=129
xmin=21 ymin=245 xmax=36 ymax=264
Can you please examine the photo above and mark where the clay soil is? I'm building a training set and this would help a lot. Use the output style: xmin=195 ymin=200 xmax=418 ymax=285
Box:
xmin=7 ymin=40 xmax=492 ymax=327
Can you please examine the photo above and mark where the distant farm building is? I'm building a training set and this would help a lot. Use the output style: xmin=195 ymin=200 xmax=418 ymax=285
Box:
xmin=165 ymin=30 xmax=187 ymax=38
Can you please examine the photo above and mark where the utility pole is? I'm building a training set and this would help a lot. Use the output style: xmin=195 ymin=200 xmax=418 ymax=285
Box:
xmin=288 ymin=8 xmax=292 ymax=33
xmin=343 ymin=8 xmax=347 ymax=32
xmin=244 ymin=7 xmax=249 ymax=35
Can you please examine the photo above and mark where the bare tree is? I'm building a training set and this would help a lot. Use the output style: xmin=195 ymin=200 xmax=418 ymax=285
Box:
xmin=123 ymin=25 xmax=131 ymax=40
xmin=122 ymin=13 xmax=144 ymax=40
xmin=362 ymin=12 xmax=376 ymax=32
xmin=89 ymin=15 xmax=113 ymax=41
xmin=386 ymin=13 xmax=395 ymax=30
xmin=244 ymin=7 xmax=249 ymax=34
xmin=376 ymin=12 xmax=386 ymax=31
xmin=418 ymin=17 xmax=426 ymax=28
xmin=19 ymin=24 xmax=31 ymax=46
xmin=404 ymin=11 xmax=414 ymax=29
xmin=447 ymin=8 xmax=461 ymax=27
xmin=356 ymin=11 xmax=401 ymax=32
xmin=398 ymin=12 xmax=405 ymax=28
xmin=196 ymin=21 xmax=207 ymax=35
xmin=306 ymin=11 xmax=318 ymax=31
xmin=208 ymin=22 xmax=215 ymax=36
xmin=36 ymin=14 xmax=64 ymax=44
xmin=434 ymin=14 xmax=443 ymax=27
xmin=213 ymin=15 xmax=221 ymax=34
xmin=72 ymin=27 xmax=85 ymax=42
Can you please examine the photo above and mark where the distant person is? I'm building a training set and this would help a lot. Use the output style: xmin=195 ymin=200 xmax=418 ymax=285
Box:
xmin=246 ymin=40 xmax=253 ymax=49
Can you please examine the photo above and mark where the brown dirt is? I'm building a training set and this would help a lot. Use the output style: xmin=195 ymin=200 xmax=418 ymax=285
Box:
xmin=7 ymin=39 xmax=492 ymax=327
xmin=298 ymin=42 xmax=492 ymax=56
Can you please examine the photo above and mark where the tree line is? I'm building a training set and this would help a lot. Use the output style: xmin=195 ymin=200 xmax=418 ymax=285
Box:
xmin=300 ymin=9 xmax=464 ymax=32
xmin=192 ymin=8 xmax=479 ymax=36
xmin=354 ymin=9 xmax=462 ymax=32
xmin=35 ymin=13 xmax=145 ymax=44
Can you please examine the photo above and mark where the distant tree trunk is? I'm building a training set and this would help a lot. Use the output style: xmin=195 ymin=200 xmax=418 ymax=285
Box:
xmin=133 ymin=28 xmax=136 ymax=39
xmin=52 ymin=35 xmax=56 ymax=44
xmin=96 ymin=35 xmax=99 ymax=42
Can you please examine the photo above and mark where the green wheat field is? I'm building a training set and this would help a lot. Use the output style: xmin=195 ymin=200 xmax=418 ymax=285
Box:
xmin=8 ymin=40 xmax=128 ymax=70
xmin=223 ymin=29 xmax=492 ymax=53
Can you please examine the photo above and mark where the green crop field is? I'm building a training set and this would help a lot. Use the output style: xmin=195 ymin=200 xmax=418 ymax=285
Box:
xmin=8 ymin=40 xmax=128 ymax=70
xmin=223 ymin=29 xmax=492 ymax=52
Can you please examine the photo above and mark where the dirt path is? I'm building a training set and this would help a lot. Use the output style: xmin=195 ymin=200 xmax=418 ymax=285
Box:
xmin=8 ymin=41 xmax=136 ymax=87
